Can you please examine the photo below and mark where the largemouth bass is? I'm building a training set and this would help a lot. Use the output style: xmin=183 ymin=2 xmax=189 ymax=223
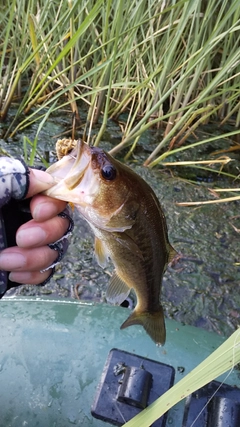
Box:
xmin=45 ymin=139 xmax=176 ymax=344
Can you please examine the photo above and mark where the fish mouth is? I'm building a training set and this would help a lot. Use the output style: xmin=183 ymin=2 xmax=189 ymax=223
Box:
xmin=44 ymin=140 xmax=94 ymax=204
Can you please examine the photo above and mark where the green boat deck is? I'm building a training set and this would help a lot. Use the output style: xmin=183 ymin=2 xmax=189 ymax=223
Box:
xmin=0 ymin=297 xmax=238 ymax=426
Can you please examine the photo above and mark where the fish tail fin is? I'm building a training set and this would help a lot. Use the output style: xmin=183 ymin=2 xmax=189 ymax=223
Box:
xmin=120 ymin=306 xmax=166 ymax=345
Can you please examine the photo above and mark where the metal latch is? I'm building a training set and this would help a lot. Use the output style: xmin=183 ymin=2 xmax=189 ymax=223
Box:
xmin=182 ymin=380 xmax=240 ymax=427
xmin=91 ymin=348 xmax=175 ymax=426
xmin=117 ymin=365 xmax=153 ymax=409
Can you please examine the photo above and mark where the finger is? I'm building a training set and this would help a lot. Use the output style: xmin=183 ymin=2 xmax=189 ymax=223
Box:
xmin=30 ymin=194 xmax=67 ymax=221
xmin=26 ymin=169 xmax=55 ymax=198
xmin=9 ymin=269 xmax=53 ymax=285
xmin=0 ymin=246 xmax=58 ymax=272
xmin=16 ymin=215 xmax=70 ymax=248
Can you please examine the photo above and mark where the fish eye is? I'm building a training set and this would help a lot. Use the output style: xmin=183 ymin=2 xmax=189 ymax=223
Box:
xmin=101 ymin=164 xmax=117 ymax=181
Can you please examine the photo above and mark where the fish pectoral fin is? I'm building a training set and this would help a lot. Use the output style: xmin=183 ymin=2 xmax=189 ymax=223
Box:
xmin=94 ymin=237 xmax=109 ymax=268
xmin=112 ymin=232 xmax=144 ymax=260
xmin=120 ymin=306 xmax=166 ymax=345
xmin=106 ymin=272 xmax=131 ymax=305
xmin=106 ymin=200 xmax=140 ymax=231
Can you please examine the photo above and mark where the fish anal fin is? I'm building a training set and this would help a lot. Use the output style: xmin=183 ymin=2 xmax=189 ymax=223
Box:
xmin=168 ymin=244 xmax=177 ymax=263
xmin=95 ymin=237 xmax=109 ymax=268
xmin=120 ymin=306 xmax=166 ymax=345
xmin=106 ymin=272 xmax=131 ymax=305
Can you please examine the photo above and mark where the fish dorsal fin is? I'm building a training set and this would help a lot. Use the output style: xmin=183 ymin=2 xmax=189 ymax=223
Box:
xmin=94 ymin=237 xmax=109 ymax=268
xmin=106 ymin=272 xmax=131 ymax=305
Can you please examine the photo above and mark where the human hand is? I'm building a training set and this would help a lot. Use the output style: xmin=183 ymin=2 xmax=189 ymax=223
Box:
xmin=0 ymin=166 xmax=73 ymax=291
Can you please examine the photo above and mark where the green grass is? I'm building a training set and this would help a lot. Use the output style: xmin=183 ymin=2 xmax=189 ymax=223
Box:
xmin=0 ymin=0 xmax=240 ymax=170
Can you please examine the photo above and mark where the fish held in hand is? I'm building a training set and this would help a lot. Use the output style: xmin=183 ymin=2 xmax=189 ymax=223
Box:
xmin=45 ymin=139 xmax=176 ymax=345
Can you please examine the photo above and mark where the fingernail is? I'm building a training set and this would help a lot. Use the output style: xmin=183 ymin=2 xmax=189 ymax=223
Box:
xmin=9 ymin=272 xmax=31 ymax=283
xmin=31 ymin=169 xmax=55 ymax=187
xmin=32 ymin=202 xmax=59 ymax=221
xmin=0 ymin=253 xmax=26 ymax=269
xmin=17 ymin=226 xmax=47 ymax=247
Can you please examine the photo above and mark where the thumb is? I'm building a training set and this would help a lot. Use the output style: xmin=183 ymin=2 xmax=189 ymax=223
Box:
xmin=26 ymin=168 xmax=56 ymax=198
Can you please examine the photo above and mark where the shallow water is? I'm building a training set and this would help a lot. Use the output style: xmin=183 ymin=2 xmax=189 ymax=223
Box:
xmin=2 ymin=114 xmax=240 ymax=338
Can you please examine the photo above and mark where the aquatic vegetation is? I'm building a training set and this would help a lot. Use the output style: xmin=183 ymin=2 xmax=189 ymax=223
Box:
xmin=1 ymin=0 xmax=240 ymax=169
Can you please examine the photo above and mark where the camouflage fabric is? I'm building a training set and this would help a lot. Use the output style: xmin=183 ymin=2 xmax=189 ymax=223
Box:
xmin=0 ymin=157 xmax=29 ymax=208
xmin=0 ymin=157 xmax=29 ymax=295
xmin=0 ymin=157 xmax=74 ymax=298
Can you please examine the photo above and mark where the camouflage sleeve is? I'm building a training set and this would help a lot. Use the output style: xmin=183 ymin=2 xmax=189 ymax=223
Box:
xmin=0 ymin=157 xmax=30 ymax=296
xmin=0 ymin=157 xmax=29 ymax=208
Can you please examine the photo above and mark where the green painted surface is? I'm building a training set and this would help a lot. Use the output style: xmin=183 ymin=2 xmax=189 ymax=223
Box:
xmin=0 ymin=297 xmax=238 ymax=426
